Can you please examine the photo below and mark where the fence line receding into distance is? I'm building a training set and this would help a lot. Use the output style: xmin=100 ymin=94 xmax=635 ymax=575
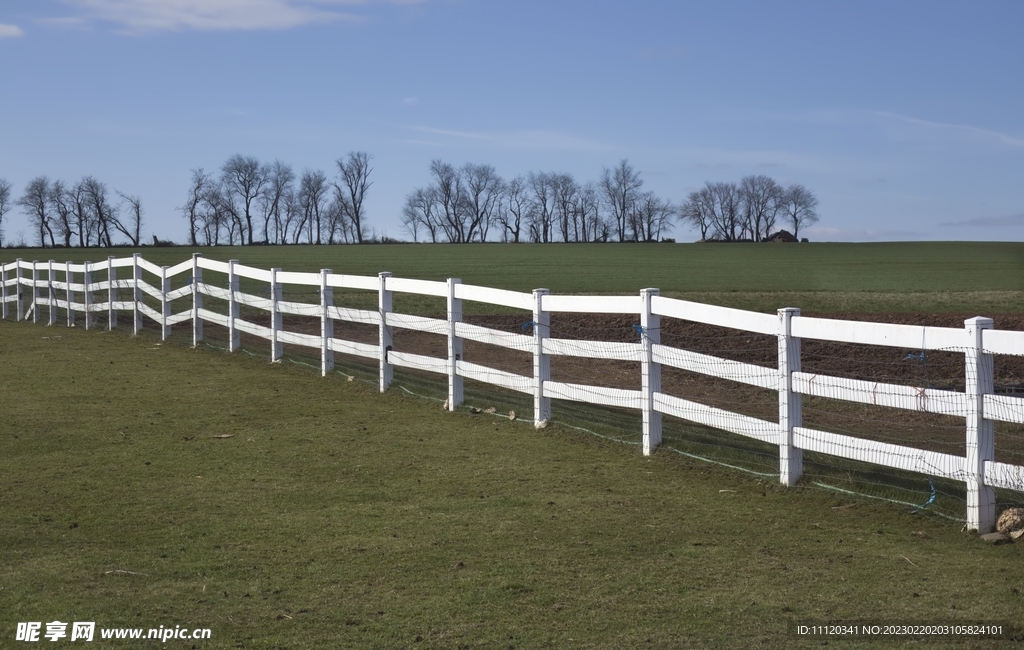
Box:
xmin=3 ymin=253 xmax=1023 ymax=533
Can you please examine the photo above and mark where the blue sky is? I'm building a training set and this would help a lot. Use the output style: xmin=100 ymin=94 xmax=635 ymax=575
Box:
xmin=1 ymin=0 xmax=1022 ymax=244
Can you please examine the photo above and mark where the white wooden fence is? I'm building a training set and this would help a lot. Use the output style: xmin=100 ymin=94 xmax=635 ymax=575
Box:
xmin=3 ymin=253 xmax=1024 ymax=533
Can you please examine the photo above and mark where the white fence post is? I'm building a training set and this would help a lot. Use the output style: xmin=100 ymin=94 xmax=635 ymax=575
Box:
xmin=0 ymin=262 xmax=7 ymax=320
xmin=31 ymin=261 xmax=40 ymax=324
xmin=191 ymin=253 xmax=202 ymax=346
xmin=228 ymin=259 xmax=240 ymax=352
xmin=83 ymin=262 xmax=93 ymax=330
xmin=160 ymin=265 xmax=171 ymax=340
xmin=15 ymin=258 xmax=24 ymax=321
xmin=533 ymin=288 xmax=551 ymax=427
xmin=107 ymin=256 xmax=117 ymax=330
xmin=321 ymin=269 xmax=334 ymax=376
xmin=65 ymin=261 xmax=75 ymax=328
xmin=965 ymin=316 xmax=996 ymax=532
xmin=448 ymin=277 xmax=464 ymax=411
xmin=47 ymin=260 xmax=57 ymax=326
xmin=778 ymin=307 xmax=803 ymax=486
xmin=641 ymin=288 xmax=662 ymax=455
xmin=270 ymin=267 xmax=282 ymax=361
xmin=379 ymin=272 xmax=393 ymax=392
xmin=132 ymin=253 xmax=142 ymax=335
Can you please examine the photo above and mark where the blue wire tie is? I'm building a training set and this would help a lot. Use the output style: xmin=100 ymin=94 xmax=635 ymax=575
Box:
xmin=911 ymin=479 xmax=937 ymax=513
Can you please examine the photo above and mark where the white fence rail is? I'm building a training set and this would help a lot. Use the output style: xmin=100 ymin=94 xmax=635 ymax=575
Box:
xmin=3 ymin=253 xmax=1024 ymax=533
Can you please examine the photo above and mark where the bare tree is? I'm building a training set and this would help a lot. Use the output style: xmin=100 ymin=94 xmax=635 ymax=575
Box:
xmin=781 ymin=183 xmax=819 ymax=239
xmin=114 ymin=190 xmax=143 ymax=246
xmin=218 ymin=184 xmax=244 ymax=245
xmin=221 ymin=154 xmax=269 ymax=245
xmin=430 ymin=160 xmax=470 ymax=243
xmin=260 ymin=160 xmax=294 ymax=244
xmin=527 ymin=171 xmax=555 ymax=243
xmin=49 ymin=180 xmax=76 ymax=247
xmin=680 ymin=188 xmax=714 ymax=241
xmin=401 ymin=187 xmax=439 ymax=243
xmin=18 ymin=176 xmax=55 ymax=247
xmin=600 ymin=159 xmax=643 ymax=241
xmin=462 ymin=163 xmax=503 ymax=242
xmin=552 ymin=173 xmax=581 ymax=242
xmin=0 ymin=178 xmax=12 ymax=247
xmin=279 ymin=188 xmax=301 ymax=245
xmin=70 ymin=180 xmax=94 ymax=247
xmin=701 ymin=181 xmax=743 ymax=241
xmin=632 ymin=191 xmax=675 ymax=241
xmin=496 ymin=176 xmax=529 ymax=243
xmin=200 ymin=182 xmax=234 ymax=246
xmin=577 ymin=182 xmax=605 ymax=242
xmin=298 ymin=169 xmax=330 ymax=245
xmin=738 ymin=175 xmax=784 ymax=241
xmin=79 ymin=176 xmax=117 ymax=247
xmin=323 ymin=198 xmax=349 ymax=244
xmin=334 ymin=151 xmax=372 ymax=244
xmin=181 ymin=169 xmax=211 ymax=246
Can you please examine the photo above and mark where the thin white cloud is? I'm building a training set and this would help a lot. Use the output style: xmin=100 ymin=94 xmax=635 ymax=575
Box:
xmin=402 ymin=138 xmax=447 ymax=147
xmin=38 ymin=16 xmax=91 ymax=29
xmin=0 ymin=23 xmax=25 ymax=39
xmin=401 ymin=96 xmax=419 ymax=106
xmin=406 ymin=125 xmax=615 ymax=152
xmin=412 ymin=125 xmax=490 ymax=140
xmin=940 ymin=213 xmax=1024 ymax=227
xmin=871 ymin=110 xmax=1024 ymax=149
xmin=797 ymin=109 xmax=1024 ymax=150
xmin=54 ymin=0 xmax=409 ymax=33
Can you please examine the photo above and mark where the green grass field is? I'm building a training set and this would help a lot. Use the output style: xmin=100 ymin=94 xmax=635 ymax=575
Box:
xmin=4 ymin=242 xmax=1024 ymax=648
xmin=3 ymin=321 xmax=1024 ymax=649
xmin=4 ymin=241 xmax=1023 ymax=313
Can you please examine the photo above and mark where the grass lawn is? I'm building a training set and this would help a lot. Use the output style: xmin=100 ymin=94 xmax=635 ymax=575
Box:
xmin=3 ymin=321 xmax=1024 ymax=648
xmin=4 ymin=241 xmax=1023 ymax=313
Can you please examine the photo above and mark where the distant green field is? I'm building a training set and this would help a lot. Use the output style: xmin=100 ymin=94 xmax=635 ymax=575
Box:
xmin=3 ymin=242 xmax=1023 ymax=313
xmin=3 ymin=321 xmax=1023 ymax=649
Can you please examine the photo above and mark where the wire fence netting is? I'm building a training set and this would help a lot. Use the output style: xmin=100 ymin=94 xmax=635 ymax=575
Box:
xmin=18 ymin=272 xmax=1024 ymax=526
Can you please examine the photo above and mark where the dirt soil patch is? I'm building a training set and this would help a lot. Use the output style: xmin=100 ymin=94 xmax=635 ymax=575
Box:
xmin=196 ymin=310 xmax=1024 ymax=462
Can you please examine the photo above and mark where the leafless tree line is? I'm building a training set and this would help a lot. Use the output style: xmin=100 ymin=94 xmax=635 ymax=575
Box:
xmin=401 ymin=160 xmax=677 ymax=244
xmin=181 ymin=152 xmax=373 ymax=246
xmin=6 ymin=175 xmax=143 ymax=248
xmin=679 ymin=175 xmax=819 ymax=242
xmin=0 ymin=161 xmax=820 ymax=250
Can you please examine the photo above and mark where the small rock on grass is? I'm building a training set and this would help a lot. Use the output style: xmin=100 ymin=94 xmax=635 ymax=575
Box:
xmin=980 ymin=532 xmax=1010 ymax=544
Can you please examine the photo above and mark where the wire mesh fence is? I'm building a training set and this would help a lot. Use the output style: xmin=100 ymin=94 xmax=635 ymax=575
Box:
xmin=5 ymin=254 xmax=1024 ymax=531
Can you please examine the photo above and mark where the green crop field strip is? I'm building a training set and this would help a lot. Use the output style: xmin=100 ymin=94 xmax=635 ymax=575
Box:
xmin=2 ymin=322 xmax=1024 ymax=649
xmin=5 ymin=241 xmax=1024 ymax=313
